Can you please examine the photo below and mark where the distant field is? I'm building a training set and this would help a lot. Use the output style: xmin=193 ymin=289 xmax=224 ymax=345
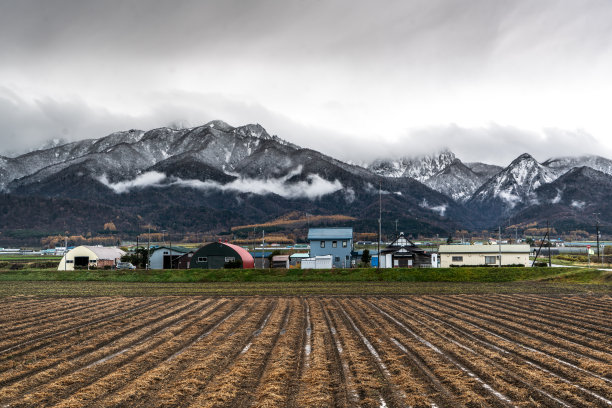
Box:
xmin=0 ymin=295 xmax=610 ymax=407
xmin=0 ymin=266 xmax=601 ymax=283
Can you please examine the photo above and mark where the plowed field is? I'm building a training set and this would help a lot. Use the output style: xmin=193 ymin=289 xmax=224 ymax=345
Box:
xmin=0 ymin=295 xmax=610 ymax=407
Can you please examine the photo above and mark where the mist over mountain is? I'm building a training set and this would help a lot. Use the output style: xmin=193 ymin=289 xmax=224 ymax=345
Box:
xmin=1 ymin=121 xmax=611 ymax=245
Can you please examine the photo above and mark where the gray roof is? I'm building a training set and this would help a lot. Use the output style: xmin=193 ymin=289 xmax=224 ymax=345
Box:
xmin=82 ymin=246 xmax=125 ymax=260
xmin=307 ymin=227 xmax=353 ymax=240
xmin=438 ymin=244 xmax=530 ymax=254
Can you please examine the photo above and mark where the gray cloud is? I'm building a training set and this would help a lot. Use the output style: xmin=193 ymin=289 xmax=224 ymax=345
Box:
xmin=1 ymin=1 xmax=611 ymax=163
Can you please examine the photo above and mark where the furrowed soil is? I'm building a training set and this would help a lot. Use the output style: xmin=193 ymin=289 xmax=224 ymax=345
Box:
xmin=1 ymin=294 xmax=610 ymax=407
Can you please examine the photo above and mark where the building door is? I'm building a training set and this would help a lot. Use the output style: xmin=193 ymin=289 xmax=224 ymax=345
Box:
xmin=396 ymin=257 xmax=412 ymax=267
xmin=74 ymin=256 xmax=89 ymax=267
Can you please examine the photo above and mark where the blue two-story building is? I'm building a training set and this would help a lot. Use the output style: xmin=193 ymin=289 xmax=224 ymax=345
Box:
xmin=307 ymin=227 xmax=353 ymax=268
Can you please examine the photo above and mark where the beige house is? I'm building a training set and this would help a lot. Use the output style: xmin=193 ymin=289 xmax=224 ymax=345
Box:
xmin=58 ymin=246 xmax=125 ymax=270
xmin=438 ymin=244 xmax=531 ymax=268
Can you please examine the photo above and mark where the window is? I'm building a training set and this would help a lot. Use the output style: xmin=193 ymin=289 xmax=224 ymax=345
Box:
xmin=198 ymin=257 xmax=207 ymax=262
xmin=89 ymin=260 xmax=96 ymax=263
xmin=342 ymin=240 xmax=347 ymax=248
xmin=335 ymin=257 xmax=340 ymax=262
xmin=332 ymin=241 xmax=337 ymax=248
xmin=163 ymin=251 xmax=168 ymax=254
xmin=346 ymin=255 xmax=350 ymax=260
xmin=452 ymin=256 xmax=463 ymax=262
xmin=485 ymin=256 xmax=497 ymax=264
xmin=320 ymin=241 xmax=325 ymax=248
xmin=224 ymin=257 xmax=235 ymax=263
xmin=66 ymin=260 xmax=74 ymax=264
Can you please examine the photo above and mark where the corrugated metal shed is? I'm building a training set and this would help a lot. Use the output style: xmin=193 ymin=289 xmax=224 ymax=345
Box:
xmin=307 ymin=228 xmax=353 ymax=240
xmin=438 ymin=244 xmax=530 ymax=254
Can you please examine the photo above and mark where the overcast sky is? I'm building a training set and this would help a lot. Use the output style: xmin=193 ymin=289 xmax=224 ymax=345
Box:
xmin=1 ymin=0 xmax=611 ymax=165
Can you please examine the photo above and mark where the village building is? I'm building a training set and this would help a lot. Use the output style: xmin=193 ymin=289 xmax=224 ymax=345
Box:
xmin=57 ymin=246 xmax=125 ymax=270
xmin=378 ymin=232 xmax=432 ymax=268
xmin=149 ymin=246 xmax=193 ymax=269
xmin=190 ymin=241 xmax=254 ymax=269
xmin=250 ymin=251 xmax=272 ymax=268
xmin=271 ymin=254 xmax=290 ymax=268
xmin=307 ymin=227 xmax=353 ymax=268
xmin=301 ymin=255 xmax=334 ymax=269
xmin=438 ymin=244 xmax=531 ymax=267
xmin=289 ymin=252 xmax=310 ymax=267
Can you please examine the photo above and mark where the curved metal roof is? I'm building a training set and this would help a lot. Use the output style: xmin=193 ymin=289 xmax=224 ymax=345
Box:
xmin=222 ymin=242 xmax=255 ymax=268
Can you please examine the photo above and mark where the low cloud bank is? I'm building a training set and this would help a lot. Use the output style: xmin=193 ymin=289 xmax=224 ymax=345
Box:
xmin=97 ymin=167 xmax=343 ymax=199
xmin=419 ymin=199 xmax=447 ymax=217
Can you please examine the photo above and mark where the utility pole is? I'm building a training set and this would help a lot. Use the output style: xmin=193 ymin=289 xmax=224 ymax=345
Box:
xmin=378 ymin=182 xmax=381 ymax=270
xmin=261 ymin=230 xmax=265 ymax=269
xmin=169 ymin=234 xmax=172 ymax=270
xmin=136 ymin=236 xmax=139 ymax=268
xmin=594 ymin=213 xmax=601 ymax=261
xmin=146 ymin=225 xmax=151 ymax=270
xmin=64 ymin=234 xmax=68 ymax=271
xmin=547 ymin=220 xmax=551 ymax=267
xmin=498 ymin=226 xmax=502 ymax=267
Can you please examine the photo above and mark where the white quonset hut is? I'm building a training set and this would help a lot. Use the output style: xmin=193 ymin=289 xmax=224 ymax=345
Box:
xmin=437 ymin=244 xmax=531 ymax=268
xmin=58 ymin=246 xmax=125 ymax=270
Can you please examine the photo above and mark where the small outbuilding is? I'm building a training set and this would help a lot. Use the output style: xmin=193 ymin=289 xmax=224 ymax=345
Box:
xmin=301 ymin=255 xmax=333 ymax=269
xmin=190 ymin=241 xmax=255 ymax=269
xmin=271 ymin=255 xmax=290 ymax=268
xmin=289 ymin=253 xmax=310 ymax=267
xmin=58 ymin=246 xmax=125 ymax=270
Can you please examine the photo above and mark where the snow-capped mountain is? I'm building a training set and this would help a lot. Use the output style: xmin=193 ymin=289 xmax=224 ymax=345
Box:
xmin=542 ymin=155 xmax=612 ymax=177
xmin=368 ymin=150 xmax=492 ymax=201
xmin=3 ymin=120 xmax=612 ymax=244
xmin=470 ymin=153 xmax=556 ymax=207
xmin=1 ymin=121 xmax=462 ymax=245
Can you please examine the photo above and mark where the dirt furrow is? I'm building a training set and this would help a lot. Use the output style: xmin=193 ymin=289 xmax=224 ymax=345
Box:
xmin=510 ymin=294 xmax=612 ymax=315
xmin=320 ymin=298 xmax=359 ymax=407
xmin=0 ymin=298 xmax=121 ymax=336
xmin=489 ymin=294 xmax=612 ymax=334
xmin=323 ymin=298 xmax=413 ymax=407
xmin=0 ymin=298 xmax=154 ymax=355
xmin=366 ymin=299 xmax=516 ymax=408
xmin=443 ymin=295 xmax=612 ymax=351
xmin=374 ymin=298 xmax=577 ymax=407
xmin=0 ymin=298 xmax=184 ymax=390
xmin=12 ymin=299 xmax=233 ymax=408
xmin=136 ymin=298 xmax=277 ymax=408
xmin=96 ymin=298 xmax=252 ymax=408
xmin=0 ymin=298 xmax=171 ymax=366
xmin=250 ymin=299 xmax=304 ymax=408
xmin=426 ymin=296 xmax=612 ymax=365
xmin=218 ymin=301 xmax=293 ymax=407
xmin=341 ymin=298 xmax=459 ymax=408
xmin=397 ymin=297 xmax=612 ymax=406
xmin=0 ymin=299 xmax=221 ymax=405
